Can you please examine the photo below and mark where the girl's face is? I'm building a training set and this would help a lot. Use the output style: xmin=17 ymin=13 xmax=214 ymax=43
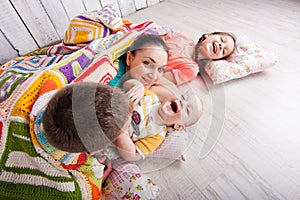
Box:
xmin=197 ymin=34 xmax=235 ymax=60
xmin=126 ymin=46 xmax=168 ymax=88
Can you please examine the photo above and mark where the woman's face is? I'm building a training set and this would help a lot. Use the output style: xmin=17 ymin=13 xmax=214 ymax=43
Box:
xmin=197 ymin=34 xmax=235 ymax=60
xmin=126 ymin=46 xmax=168 ymax=88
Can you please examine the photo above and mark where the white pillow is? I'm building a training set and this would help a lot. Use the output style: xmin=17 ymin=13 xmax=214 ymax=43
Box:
xmin=204 ymin=35 xmax=279 ymax=84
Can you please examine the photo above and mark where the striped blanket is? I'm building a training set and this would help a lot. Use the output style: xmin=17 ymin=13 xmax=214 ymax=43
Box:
xmin=0 ymin=14 xmax=157 ymax=198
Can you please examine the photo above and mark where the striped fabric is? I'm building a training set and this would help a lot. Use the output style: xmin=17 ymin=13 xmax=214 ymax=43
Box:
xmin=0 ymin=24 xmax=156 ymax=198
xmin=0 ymin=5 xmax=177 ymax=197
xmin=64 ymin=16 xmax=111 ymax=45
xmin=0 ymin=55 xmax=65 ymax=103
xmin=0 ymin=46 xmax=101 ymax=199
xmin=63 ymin=4 xmax=123 ymax=45
xmin=163 ymin=32 xmax=200 ymax=85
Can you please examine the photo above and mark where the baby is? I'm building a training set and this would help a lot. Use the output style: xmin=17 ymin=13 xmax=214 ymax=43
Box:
xmin=115 ymin=78 xmax=203 ymax=161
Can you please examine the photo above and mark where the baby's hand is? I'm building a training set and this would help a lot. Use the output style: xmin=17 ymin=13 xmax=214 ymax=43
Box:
xmin=124 ymin=80 xmax=144 ymax=106
xmin=96 ymin=155 xmax=112 ymax=183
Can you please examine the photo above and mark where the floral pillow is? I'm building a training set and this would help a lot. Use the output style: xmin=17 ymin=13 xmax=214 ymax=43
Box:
xmin=204 ymin=35 xmax=279 ymax=84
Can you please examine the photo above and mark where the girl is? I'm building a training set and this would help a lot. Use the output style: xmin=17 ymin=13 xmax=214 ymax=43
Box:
xmin=162 ymin=31 xmax=237 ymax=85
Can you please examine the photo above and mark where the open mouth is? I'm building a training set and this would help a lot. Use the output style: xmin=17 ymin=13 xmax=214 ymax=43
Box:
xmin=170 ymin=101 xmax=178 ymax=113
xmin=212 ymin=42 xmax=217 ymax=54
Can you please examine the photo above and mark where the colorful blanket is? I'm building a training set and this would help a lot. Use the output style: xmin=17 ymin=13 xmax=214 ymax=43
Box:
xmin=0 ymin=46 xmax=102 ymax=199
xmin=0 ymin=8 xmax=157 ymax=198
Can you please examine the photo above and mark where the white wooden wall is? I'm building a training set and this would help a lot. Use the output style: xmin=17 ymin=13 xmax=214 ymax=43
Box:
xmin=0 ymin=0 xmax=163 ymax=65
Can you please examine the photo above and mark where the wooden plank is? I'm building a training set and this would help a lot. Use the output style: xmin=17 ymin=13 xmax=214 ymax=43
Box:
xmin=126 ymin=0 xmax=300 ymax=199
xmin=100 ymin=0 xmax=121 ymax=17
xmin=83 ymin=0 xmax=102 ymax=11
xmin=60 ymin=0 xmax=86 ymax=19
xmin=134 ymin=0 xmax=147 ymax=10
xmin=0 ymin=1 xmax=38 ymax=56
xmin=0 ymin=31 xmax=18 ymax=65
xmin=117 ymin=0 xmax=136 ymax=17
xmin=11 ymin=0 xmax=60 ymax=48
xmin=147 ymin=0 xmax=159 ymax=6
xmin=40 ymin=0 xmax=70 ymax=39
xmin=145 ymin=162 xmax=209 ymax=200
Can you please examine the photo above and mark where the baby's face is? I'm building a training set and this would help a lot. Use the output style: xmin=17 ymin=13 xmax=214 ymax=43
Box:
xmin=157 ymin=90 xmax=202 ymax=127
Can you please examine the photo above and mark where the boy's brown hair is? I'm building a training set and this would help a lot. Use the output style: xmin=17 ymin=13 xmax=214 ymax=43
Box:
xmin=42 ymin=82 xmax=132 ymax=152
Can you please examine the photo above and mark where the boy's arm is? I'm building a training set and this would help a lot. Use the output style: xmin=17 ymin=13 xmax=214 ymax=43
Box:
xmin=115 ymin=133 xmax=142 ymax=161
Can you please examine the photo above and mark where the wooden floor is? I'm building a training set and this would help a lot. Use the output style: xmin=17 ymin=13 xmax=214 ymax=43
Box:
xmin=126 ymin=0 xmax=300 ymax=199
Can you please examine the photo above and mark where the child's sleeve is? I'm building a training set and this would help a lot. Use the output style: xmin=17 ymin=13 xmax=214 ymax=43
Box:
xmin=163 ymin=32 xmax=199 ymax=85
xmin=134 ymin=134 xmax=164 ymax=159
xmin=167 ymin=56 xmax=199 ymax=85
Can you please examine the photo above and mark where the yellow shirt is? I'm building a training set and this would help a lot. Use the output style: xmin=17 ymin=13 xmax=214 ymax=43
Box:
xmin=131 ymin=90 xmax=167 ymax=158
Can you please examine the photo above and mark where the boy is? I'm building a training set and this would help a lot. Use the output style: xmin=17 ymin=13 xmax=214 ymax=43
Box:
xmin=0 ymin=81 xmax=132 ymax=199
xmin=42 ymin=82 xmax=132 ymax=153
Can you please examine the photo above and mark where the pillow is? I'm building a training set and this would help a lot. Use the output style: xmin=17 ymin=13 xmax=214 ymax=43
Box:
xmin=204 ymin=35 xmax=279 ymax=84
xmin=150 ymin=130 xmax=188 ymax=160
xmin=64 ymin=4 xmax=123 ymax=45
xmin=96 ymin=4 xmax=123 ymax=31
xmin=102 ymin=161 xmax=159 ymax=199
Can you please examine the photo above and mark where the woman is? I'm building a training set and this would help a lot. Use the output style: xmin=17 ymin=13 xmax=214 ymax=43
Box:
xmin=108 ymin=33 xmax=168 ymax=87
xmin=108 ymin=33 xmax=178 ymax=103
xmin=102 ymin=33 xmax=202 ymax=199
xmin=162 ymin=31 xmax=237 ymax=85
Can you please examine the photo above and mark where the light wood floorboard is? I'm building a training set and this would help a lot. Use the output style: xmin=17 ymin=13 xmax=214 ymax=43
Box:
xmin=126 ymin=0 xmax=300 ymax=199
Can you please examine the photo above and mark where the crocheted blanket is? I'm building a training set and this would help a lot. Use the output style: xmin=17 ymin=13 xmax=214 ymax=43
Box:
xmin=0 ymin=15 xmax=157 ymax=199
xmin=0 ymin=46 xmax=102 ymax=199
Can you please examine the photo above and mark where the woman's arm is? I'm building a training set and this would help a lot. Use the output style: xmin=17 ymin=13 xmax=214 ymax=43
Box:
xmin=162 ymin=71 xmax=177 ymax=84
xmin=150 ymin=77 xmax=180 ymax=103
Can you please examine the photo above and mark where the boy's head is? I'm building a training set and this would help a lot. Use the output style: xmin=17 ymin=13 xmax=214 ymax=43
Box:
xmin=156 ymin=90 xmax=203 ymax=130
xmin=42 ymin=82 xmax=132 ymax=153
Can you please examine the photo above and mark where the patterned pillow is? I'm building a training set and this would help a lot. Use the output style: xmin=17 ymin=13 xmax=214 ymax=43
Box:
xmin=204 ymin=35 xmax=279 ymax=84
xmin=96 ymin=4 xmax=123 ymax=31
xmin=64 ymin=4 xmax=122 ymax=45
